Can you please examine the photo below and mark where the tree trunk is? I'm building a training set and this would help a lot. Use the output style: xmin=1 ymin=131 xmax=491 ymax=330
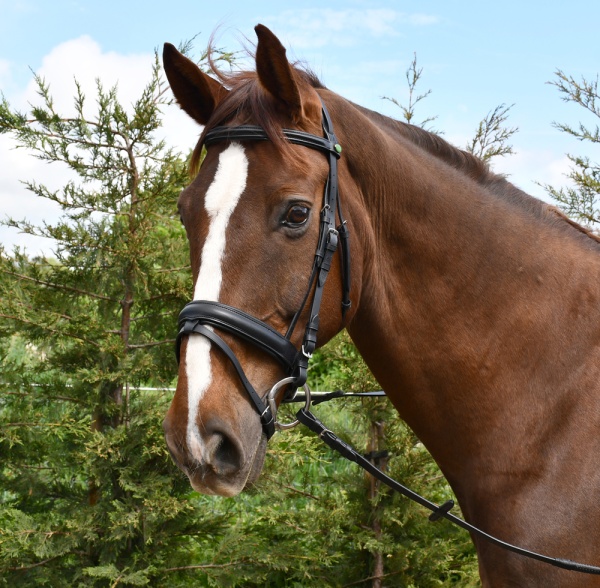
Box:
xmin=367 ymin=419 xmax=387 ymax=588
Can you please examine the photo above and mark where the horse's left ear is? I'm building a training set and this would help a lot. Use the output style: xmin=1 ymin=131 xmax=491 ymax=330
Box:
xmin=254 ymin=24 xmax=302 ymax=121
xmin=162 ymin=43 xmax=227 ymax=125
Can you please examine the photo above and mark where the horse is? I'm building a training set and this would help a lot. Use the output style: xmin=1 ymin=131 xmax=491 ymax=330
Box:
xmin=162 ymin=24 xmax=600 ymax=587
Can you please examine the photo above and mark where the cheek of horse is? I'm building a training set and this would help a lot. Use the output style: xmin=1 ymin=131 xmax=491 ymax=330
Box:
xmin=163 ymin=339 xmax=191 ymax=469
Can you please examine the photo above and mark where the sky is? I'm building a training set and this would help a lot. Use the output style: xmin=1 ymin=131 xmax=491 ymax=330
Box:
xmin=1 ymin=0 xmax=599 ymax=253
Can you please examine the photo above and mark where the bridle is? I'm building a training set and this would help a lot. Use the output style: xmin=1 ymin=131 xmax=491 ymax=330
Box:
xmin=173 ymin=100 xmax=600 ymax=576
xmin=175 ymin=101 xmax=350 ymax=439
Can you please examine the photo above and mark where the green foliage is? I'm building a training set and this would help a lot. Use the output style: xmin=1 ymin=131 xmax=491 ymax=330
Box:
xmin=0 ymin=48 xmax=202 ymax=587
xmin=382 ymin=53 xmax=439 ymax=132
xmin=465 ymin=103 xmax=518 ymax=162
xmin=543 ymin=70 xmax=600 ymax=227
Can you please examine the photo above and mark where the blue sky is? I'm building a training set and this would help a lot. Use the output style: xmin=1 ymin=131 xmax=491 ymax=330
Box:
xmin=1 ymin=0 xmax=599 ymax=251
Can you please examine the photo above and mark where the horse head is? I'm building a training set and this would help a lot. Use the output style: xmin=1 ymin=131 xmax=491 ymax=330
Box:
xmin=162 ymin=25 xmax=359 ymax=496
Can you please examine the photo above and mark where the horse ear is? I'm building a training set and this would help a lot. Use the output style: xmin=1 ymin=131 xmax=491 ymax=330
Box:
xmin=254 ymin=24 xmax=302 ymax=121
xmin=162 ymin=43 xmax=226 ymax=125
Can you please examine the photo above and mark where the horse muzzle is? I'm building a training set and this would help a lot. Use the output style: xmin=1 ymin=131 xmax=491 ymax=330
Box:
xmin=163 ymin=409 xmax=267 ymax=496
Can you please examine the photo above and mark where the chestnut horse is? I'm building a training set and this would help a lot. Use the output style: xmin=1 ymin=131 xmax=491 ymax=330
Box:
xmin=162 ymin=25 xmax=600 ymax=586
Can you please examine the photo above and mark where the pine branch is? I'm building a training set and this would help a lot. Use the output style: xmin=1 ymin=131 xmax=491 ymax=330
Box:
xmin=128 ymin=339 xmax=175 ymax=349
xmin=260 ymin=473 xmax=321 ymax=500
xmin=382 ymin=52 xmax=438 ymax=131
xmin=0 ymin=313 xmax=101 ymax=347
xmin=7 ymin=555 xmax=64 ymax=572
xmin=3 ymin=422 xmax=67 ymax=427
xmin=163 ymin=560 xmax=251 ymax=572
xmin=545 ymin=70 xmax=600 ymax=226
xmin=1 ymin=269 xmax=117 ymax=301
xmin=342 ymin=569 xmax=405 ymax=588
xmin=20 ymin=126 xmax=129 ymax=152
xmin=2 ymin=390 xmax=85 ymax=404
xmin=466 ymin=103 xmax=518 ymax=162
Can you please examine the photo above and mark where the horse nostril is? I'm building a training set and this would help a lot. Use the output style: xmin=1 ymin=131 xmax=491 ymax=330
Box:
xmin=204 ymin=423 xmax=244 ymax=475
xmin=214 ymin=434 xmax=240 ymax=472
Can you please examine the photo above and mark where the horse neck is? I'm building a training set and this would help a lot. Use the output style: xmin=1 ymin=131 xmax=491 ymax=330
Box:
xmin=335 ymin=96 xmax=600 ymax=487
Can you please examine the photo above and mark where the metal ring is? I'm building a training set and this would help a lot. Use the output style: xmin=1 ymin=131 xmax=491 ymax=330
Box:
xmin=267 ymin=376 xmax=311 ymax=431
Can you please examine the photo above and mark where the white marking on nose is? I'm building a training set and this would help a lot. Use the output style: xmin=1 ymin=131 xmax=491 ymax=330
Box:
xmin=185 ymin=143 xmax=248 ymax=457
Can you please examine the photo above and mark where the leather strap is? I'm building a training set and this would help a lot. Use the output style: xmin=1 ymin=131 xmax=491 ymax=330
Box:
xmin=178 ymin=322 xmax=275 ymax=438
xmin=205 ymin=125 xmax=342 ymax=158
xmin=175 ymin=101 xmax=349 ymax=433
xmin=296 ymin=407 xmax=600 ymax=576
xmin=177 ymin=301 xmax=298 ymax=370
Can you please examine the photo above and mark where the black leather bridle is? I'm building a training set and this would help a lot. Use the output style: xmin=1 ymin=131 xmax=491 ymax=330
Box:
xmin=175 ymin=101 xmax=350 ymax=439
xmin=173 ymin=100 xmax=600 ymax=576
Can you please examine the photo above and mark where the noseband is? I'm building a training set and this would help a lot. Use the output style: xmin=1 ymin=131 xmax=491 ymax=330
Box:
xmin=175 ymin=102 xmax=350 ymax=439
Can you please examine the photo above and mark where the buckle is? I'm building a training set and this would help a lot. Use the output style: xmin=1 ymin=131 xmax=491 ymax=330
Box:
xmin=267 ymin=377 xmax=312 ymax=431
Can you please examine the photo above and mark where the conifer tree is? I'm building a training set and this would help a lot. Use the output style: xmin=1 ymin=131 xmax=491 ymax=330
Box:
xmin=0 ymin=46 xmax=221 ymax=587
xmin=0 ymin=42 xmax=486 ymax=587
xmin=543 ymin=70 xmax=600 ymax=228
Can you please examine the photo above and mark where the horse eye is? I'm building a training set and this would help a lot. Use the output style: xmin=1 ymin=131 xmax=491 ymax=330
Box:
xmin=283 ymin=205 xmax=310 ymax=227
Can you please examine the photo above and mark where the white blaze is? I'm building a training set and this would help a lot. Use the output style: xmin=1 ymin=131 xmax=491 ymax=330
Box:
xmin=186 ymin=144 xmax=248 ymax=458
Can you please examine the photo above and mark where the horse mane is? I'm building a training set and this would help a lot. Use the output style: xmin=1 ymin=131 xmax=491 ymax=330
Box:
xmin=352 ymin=102 xmax=529 ymax=199
xmin=352 ymin=103 xmax=600 ymax=246
xmin=192 ymin=57 xmax=600 ymax=247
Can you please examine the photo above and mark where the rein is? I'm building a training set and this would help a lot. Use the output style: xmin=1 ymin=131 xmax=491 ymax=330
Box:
xmin=289 ymin=395 xmax=600 ymax=576
xmin=174 ymin=102 xmax=600 ymax=576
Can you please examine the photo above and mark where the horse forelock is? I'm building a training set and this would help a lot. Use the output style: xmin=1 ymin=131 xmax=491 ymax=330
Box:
xmin=190 ymin=59 xmax=324 ymax=176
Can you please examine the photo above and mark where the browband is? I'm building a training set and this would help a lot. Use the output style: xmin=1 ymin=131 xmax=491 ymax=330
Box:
xmin=204 ymin=125 xmax=343 ymax=158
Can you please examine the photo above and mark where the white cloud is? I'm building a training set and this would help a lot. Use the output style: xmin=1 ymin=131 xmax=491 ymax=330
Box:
xmin=490 ymin=150 xmax=573 ymax=202
xmin=0 ymin=134 xmax=64 ymax=250
xmin=0 ymin=0 xmax=34 ymax=14
xmin=264 ymin=9 xmax=439 ymax=49
xmin=20 ymin=35 xmax=152 ymax=115
xmin=1 ymin=36 xmax=200 ymax=255
xmin=407 ymin=13 xmax=440 ymax=26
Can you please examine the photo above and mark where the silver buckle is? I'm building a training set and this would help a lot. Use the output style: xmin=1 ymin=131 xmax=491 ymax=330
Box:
xmin=267 ymin=376 xmax=312 ymax=431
